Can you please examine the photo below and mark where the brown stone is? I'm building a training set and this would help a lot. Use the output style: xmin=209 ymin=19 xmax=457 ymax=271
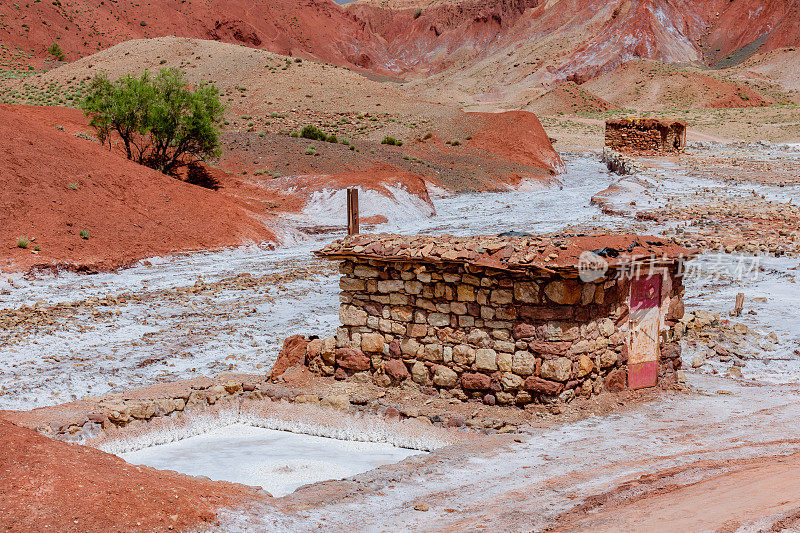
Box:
xmin=528 ymin=340 xmax=571 ymax=356
xmin=335 ymin=347 xmax=371 ymax=371
xmin=513 ymin=323 xmax=536 ymax=339
xmin=462 ymin=372 xmax=491 ymax=390
xmin=524 ymin=376 xmax=563 ymax=395
xmin=518 ymin=306 xmax=575 ymax=321
xmin=540 ymin=357 xmax=572 ymax=382
xmin=604 ymin=368 xmax=627 ymax=392
xmin=577 ymin=355 xmax=594 ymax=377
xmin=361 ymin=332 xmax=385 ymax=353
xmin=433 ymin=365 xmax=459 ymax=388
xmin=514 ymin=281 xmax=540 ymax=303
xmin=543 ymin=280 xmax=581 ymax=305
xmin=270 ymin=335 xmax=309 ymax=377
xmin=385 ymin=359 xmax=410 ymax=381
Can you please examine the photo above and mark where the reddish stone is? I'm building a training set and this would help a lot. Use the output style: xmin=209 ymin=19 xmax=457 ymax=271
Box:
xmin=384 ymin=406 xmax=400 ymax=419
xmin=489 ymin=372 xmax=502 ymax=392
xmin=604 ymin=368 xmax=627 ymax=392
xmin=461 ymin=372 xmax=491 ymax=390
xmin=270 ymin=334 xmax=308 ymax=378
xmin=363 ymin=301 xmax=383 ymax=317
xmin=523 ymin=376 xmax=563 ymax=395
xmin=446 ymin=416 xmax=465 ymax=428
xmin=334 ymin=367 xmax=348 ymax=380
xmin=466 ymin=302 xmax=481 ymax=316
xmin=663 ymin=342 xmax=682 ymax=360
xmin=619 ymin=344 xmax=629 ymax=365
xmin=482 ymin=393 xmax=496 ymax=406
xmin=518 ymin=305 xmax=575 ymax=321
xmin=512 ymin=323 xmax=536 ymax=340
xmin=335 ymin=347 xmax=371 ymax=371
xmin=388 ymin=339 xmax=402 ymax=357
xmin=384 ymin=359 xmax=410 ymax=381
xmin=528 ymin=341 xmax=571 ymax=356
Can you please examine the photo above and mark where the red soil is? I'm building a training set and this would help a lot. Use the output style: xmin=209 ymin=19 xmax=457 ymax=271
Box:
xmin=464 ymin=111 xmax=563 ymax=172
xmin=0 ymin=104 xmax=274 ymax=273
xmin=0 ymin=419 xmax=264 ymax=533
xmin=0 ymin=0 xmax=386 ymax=72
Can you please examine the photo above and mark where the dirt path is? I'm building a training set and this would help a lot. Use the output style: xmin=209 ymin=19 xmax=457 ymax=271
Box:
xmin=214 ymin=374 xmax=800 ymax=531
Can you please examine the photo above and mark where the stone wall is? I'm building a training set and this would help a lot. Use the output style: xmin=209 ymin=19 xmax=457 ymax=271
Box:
xmin=302 ymin=259 xmax=685 ymax=406
xmin=605 ymin=119 xmax=686 ymax=155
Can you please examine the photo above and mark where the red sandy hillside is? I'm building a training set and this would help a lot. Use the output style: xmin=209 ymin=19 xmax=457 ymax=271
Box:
xmin=0 ymin=419 xmax=264 ymax=532
xmin=465 ymin=111 xmax=564 ymax=172
xmin=0 ymin=104 xmax=274 ymax=273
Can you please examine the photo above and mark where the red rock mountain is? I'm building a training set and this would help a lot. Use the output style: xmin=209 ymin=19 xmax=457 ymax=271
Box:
xmin=2 ymin=0 xmax=798 ymax=82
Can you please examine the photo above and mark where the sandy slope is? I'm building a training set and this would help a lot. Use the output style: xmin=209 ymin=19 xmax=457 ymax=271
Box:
xmin=0 ymin=419 xmax=265 ymax=532
xmin=0 ymin=104 xmax=275 ymax=272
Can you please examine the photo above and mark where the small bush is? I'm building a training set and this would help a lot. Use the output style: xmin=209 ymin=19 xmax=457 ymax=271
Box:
xmin=47 ymin=42 xmax=65 ymax=61
xmin=289 ymin=131 xmax=299 ymax=138
xmin=414 ymin=8 xmax=422 ymax=18
xmin=16 ymin=237 xmax=30 ymax=249
xmin=326 ymin=134 xmax=337 ymax=144
xmin=139 ymin=20 xmax=147 ymax=26
xmin=381 ymin=136 xmax=402 ymax=146
xmin=68 ymin=183 xmax=78 ymax=190
xmin=305 ymin=146 xmax=316 ymax=155
xmin=79 ymin=230 xmax=89 ymax=240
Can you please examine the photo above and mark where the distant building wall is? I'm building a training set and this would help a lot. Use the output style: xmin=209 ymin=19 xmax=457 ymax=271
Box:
xmin=605 ymin=118 xmax=687 ymax=154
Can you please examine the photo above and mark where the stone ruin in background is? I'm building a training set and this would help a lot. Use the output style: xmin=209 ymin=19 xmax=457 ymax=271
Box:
xmin=605 ymin=118 xmax=687 ymax=155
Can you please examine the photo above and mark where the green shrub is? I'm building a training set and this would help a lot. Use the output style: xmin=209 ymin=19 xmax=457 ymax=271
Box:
xmin=47 ymin=42 xmax=65 ymax=61
xmin=79 ymin=230 xmax=89 ymax=240
xmin=81 ymin=68 xmax=224 ymax=175
xmin=381 ymin=136 xmax=402 ymax=146
xmin=414 ymin=8 xmax=422 ymax=18
xmin=16 ymin=237 xmax=29 ymax=249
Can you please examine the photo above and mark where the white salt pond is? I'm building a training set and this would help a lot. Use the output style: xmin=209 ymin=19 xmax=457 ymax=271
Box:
xmin=120 ymin=423 xmax=423 ymax=497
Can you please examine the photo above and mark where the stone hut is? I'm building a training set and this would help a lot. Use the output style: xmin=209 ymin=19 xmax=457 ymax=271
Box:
xmin=307 ymin=233 xmax=692 ymax=406
xmin=605 ymin=118 xmax=687 ymax=154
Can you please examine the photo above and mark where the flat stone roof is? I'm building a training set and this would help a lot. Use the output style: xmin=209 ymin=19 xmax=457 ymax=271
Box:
xmin=606 ymin=118 xmax=687 ymax=129
xmin=316 ymin=233 xmax=693 ymax=274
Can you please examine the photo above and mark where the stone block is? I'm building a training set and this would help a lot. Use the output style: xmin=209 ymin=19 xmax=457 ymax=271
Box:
xmin=497 ymin=352 xmax=512 ymax=372
xmin=336 ymin=347 xmax=371 ymax=371
xmin=340 ymin=305 xmax=367 ymax=326
xmin=452 ymin=344 xmax=476 ymax=365
xmin=511 ymin=351 xmax=536 ymax=376
xmin=490 ymin=289 xmax=513 ymax=305
xmin=361 ymin=333 xmax=385 ymax=353
xmin=543 ymin=280 xmax=581 ymax=305
xmin=457 ymin=284 xmax=476 ymax=301
xmin=428 ymin=313 xmax=451 ymax=327
xmin=540 ymin=357 xmax=572 ymax=382
xmin=514 ymin=281 xmax=540 ymax=303
xmin=411 ymin=361 xmax=430 ymax=385
xmin=433 ymin=366 xmax=459 ymax=388
xmin=500 ymin=372 xmax=524 ymax=390
xmin=462 ymin=372 xmax=491 ymax=390
xmin=524 ymin=376 xmax=563 ymax=395
xmin=475 ymin=348 xmax=498 ymax=371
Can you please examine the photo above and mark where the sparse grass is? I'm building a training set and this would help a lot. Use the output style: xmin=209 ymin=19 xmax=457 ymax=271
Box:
xmin=68 ymin=183 xmax=78 ymax=190
xmin=79 ymin=230 xmax=89 ymax=240
xmin=381 ymin=136 xmax=402 ymax=146
xmin=16 ymin=237 xmax=29 ymax=249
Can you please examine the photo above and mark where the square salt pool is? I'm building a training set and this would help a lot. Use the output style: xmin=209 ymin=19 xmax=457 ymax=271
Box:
xmin=120 ymin=423 xmax=423 ymax=496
